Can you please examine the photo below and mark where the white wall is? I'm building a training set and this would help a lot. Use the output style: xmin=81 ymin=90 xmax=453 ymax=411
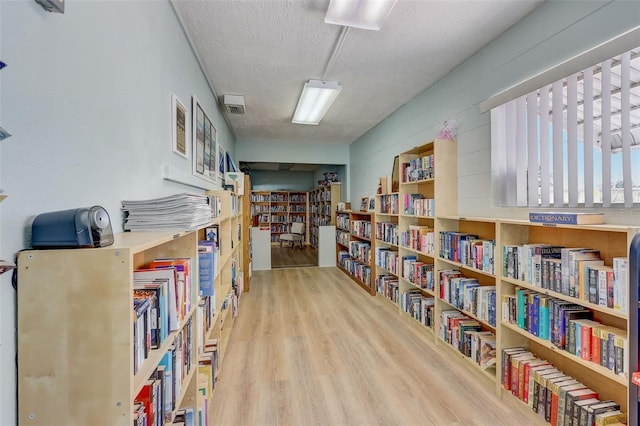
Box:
xmin=0 ymin=1 xmax=234 ymax=421
xmin=350 ymin=0 xmax=640 ymax=224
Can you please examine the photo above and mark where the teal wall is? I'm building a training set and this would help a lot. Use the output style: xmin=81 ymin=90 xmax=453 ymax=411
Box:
xmin=349 ymin=0 xmax=640 ymax=223
xmin=250 ymin=170 xmax=315 ymax=191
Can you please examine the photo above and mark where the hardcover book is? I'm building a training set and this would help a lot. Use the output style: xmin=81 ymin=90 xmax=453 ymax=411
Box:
xmin=529 ymin=212 xmax=604 ymax=225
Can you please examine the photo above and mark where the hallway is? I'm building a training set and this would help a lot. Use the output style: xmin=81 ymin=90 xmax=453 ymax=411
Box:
xmin=210 ymin=267 xmax=540 ymax=425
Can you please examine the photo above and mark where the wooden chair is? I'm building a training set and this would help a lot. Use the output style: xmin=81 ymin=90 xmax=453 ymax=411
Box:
xmin=279 ymin=222 xmax=305 ymax=249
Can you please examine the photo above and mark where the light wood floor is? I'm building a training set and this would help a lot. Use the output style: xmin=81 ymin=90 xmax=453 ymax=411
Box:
xmin=270 ymin=244 xmax=318 ymax=268
xmin=210 ymin=267 xmax=542 ymax=425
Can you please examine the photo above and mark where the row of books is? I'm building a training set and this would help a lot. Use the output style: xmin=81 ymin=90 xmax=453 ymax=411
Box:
xmin=336 ymin=229 xmax=351 ymax=246
xmin=503 ymin=290 xmax=628 ymax=377
xmin=270 ymin=223 xmax=288 ymax=233
xmin=439 ymin=270 xmax=497 ymax=326
xmin=401 ymin=255 xmax=435 ymax=291
xmin=290 ymin=205 xmax=306 ymax=212
xmin=348 ymin=240 xmax=371 ymax=263
xmin=502 ymin=244 xmax=628 ymax=313
xmin=375 ymin=247 xmax=400 ymax=275
xmin=250 ymin=194 xmax=270 ymax=202
xmin=400 ymin=225 xmax=434 ymax=255
xmin=252 ymin=204 xmax=270 ymax=213
xmin=270 ymin=205 xmax=287 ymax=212
xmin=134 ymin=336 xmax=219 ymax=426
xmin=375 ymin=221 xmax=399 ymax=245
xmin=403 ymin=193 xmax=435 ymax=217
xmin=401 ymin=289 xmax=435 ymax=328
xmin=440 ymin=310 xmax=496 ymax=371
xmin=350 ymin=220 xmax=372 ymax=239
xmin=401 ymin=155 xmax=434 ymax=182
xmin=270 ymin=214 xmax=287 ymax=222
xmin=378 ymin=193 xmax=399 ymax=214
xmin=270 ymin=194 xmax=288 ymax=202
xmin=289 ymin=194 xmax=306 ymax=202
xmin=439 ymin=231 xmax=495 ymax=274
xmin=123 ymin=193 xmax=219 ymax=231
xmin=133 ymin=258 xmax=194 ymax=354
xmin=376 ymin=274 xmax=399 ymax=303
xmin=336 ymin=214 xmax=350 ymax=230
xmin=502 ymin=347 xmax=626 ymax=426
xmin=339 ymin=251 xmax=372 ymax=285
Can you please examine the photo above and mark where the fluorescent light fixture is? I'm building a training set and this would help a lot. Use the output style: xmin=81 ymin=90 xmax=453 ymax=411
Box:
xmin=324 ymin=0 xmax=397 ymax=30
xmin=292 ymin=80 xmax=342 ymax=125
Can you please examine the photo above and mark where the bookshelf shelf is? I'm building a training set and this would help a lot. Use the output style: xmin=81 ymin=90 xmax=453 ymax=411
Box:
xmin=501 ymin=321 xmax=627 ymax=386
xmin=336 ymin=210 xmax=376 ymax=295
xmin=435 ymin=335 xmax=497 ymax=381
xmin=17 ymin=190 xmax=246 ymax=425
xmin=502 ymin=276 xmax=629 ymax=320
xmin=437 ymin=257 xmax=496 ymax=278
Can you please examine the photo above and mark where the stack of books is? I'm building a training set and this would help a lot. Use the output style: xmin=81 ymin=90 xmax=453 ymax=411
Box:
xmin=122 ymin=193 xmax=216 ymax=231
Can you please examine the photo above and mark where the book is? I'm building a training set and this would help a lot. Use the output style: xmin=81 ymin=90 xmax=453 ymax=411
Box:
xmin=198 ymin=240 xmax=218 ymax=297
xmin=585 ymin=401 xmax=620 ymax=426
xmin=529 ymin=212 xmax=605 ymax=225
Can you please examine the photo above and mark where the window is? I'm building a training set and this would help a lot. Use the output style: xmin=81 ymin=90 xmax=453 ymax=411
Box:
xmin=491 ymin=46 xmax=640 ymax=208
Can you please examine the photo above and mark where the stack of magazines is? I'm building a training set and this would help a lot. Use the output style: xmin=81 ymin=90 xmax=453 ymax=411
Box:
xmin=122 ymin=193 xmax=215 ymax=231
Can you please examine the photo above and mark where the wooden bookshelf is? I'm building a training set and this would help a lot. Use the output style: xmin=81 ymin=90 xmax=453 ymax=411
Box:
xmin=250 ymin=190 xmax=310 ymax=245
xmin=17 ymin=191 xmax=244 ymax=425
xmin=241 ymin=175 xmax=252 ymax=291
xmin=496 ymin=219 xmax=635 ymax=416
xmin=309 ymin=183 xmax=341 ymax=248
xmin=387 ymin=139 xmax=458 ymax=338
xmin=336 ymin=210 xmax=376 ymax=295
xmin=371 ymin=138 xmax=636 ymax=421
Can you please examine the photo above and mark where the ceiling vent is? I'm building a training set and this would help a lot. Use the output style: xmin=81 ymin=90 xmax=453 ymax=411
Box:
xmin=223 ymin=94 xmax=246 ymax=115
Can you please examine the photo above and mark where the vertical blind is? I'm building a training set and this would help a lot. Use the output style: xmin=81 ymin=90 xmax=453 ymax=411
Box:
xmin=491 ymin=46 xmax=640 ymax=208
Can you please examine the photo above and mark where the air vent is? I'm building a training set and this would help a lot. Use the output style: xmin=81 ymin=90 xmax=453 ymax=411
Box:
xmin=223 ymin=94 xmax=246 ymax=115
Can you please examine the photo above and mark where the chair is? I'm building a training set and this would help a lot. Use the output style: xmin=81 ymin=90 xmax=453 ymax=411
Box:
xmin=279 ymin=222 xmax=305 ymax=249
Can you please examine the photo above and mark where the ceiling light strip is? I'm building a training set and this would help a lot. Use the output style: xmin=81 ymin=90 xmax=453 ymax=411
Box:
xmin=292 ymin=80 xmax=342 ymax=125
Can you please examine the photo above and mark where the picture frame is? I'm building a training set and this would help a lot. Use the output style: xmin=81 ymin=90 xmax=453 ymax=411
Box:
xmin=217 ymin=143 xmax=226 ymax=179
xmin=360 ymin=197 xmax=368 ymax=212
xmin=191 ymin=96 xmax=216 ymax=182
xmin=368 ymin=196 xmax=376 ymax=212
xmin=391 ymin=155 xmax=400 ymax=192
xmin=171 ymin=93 xmax=188 ymax=159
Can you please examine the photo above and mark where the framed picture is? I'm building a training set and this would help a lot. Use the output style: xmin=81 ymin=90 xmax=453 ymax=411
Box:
xmin=208 ymin=121 xmax=217 ymax=178
xmin=192 ymin=96 xmax=215 ymax=182
xmin=171 ymin=94 xmax=188 ymax=158
xmin=391 ymin=155 xmax=400 ymax=192
xmin=368 ymin=196 xmax=376 ymax=212
xmin=217 ymin=143 xmax=226 ymax=179
xmin=360 ymin=197 xmax=368 ymax=212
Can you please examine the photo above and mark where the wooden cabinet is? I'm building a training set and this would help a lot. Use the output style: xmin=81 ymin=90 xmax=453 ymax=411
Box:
xmin=17 ymin=191 xmax=244 ymax=424
xmin=336 ymin=210 xmax=375 ymax=295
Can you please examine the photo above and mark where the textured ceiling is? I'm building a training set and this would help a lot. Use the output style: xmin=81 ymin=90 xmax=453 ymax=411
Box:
xmin=172 ymin=0 xmax=543 ymax=145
